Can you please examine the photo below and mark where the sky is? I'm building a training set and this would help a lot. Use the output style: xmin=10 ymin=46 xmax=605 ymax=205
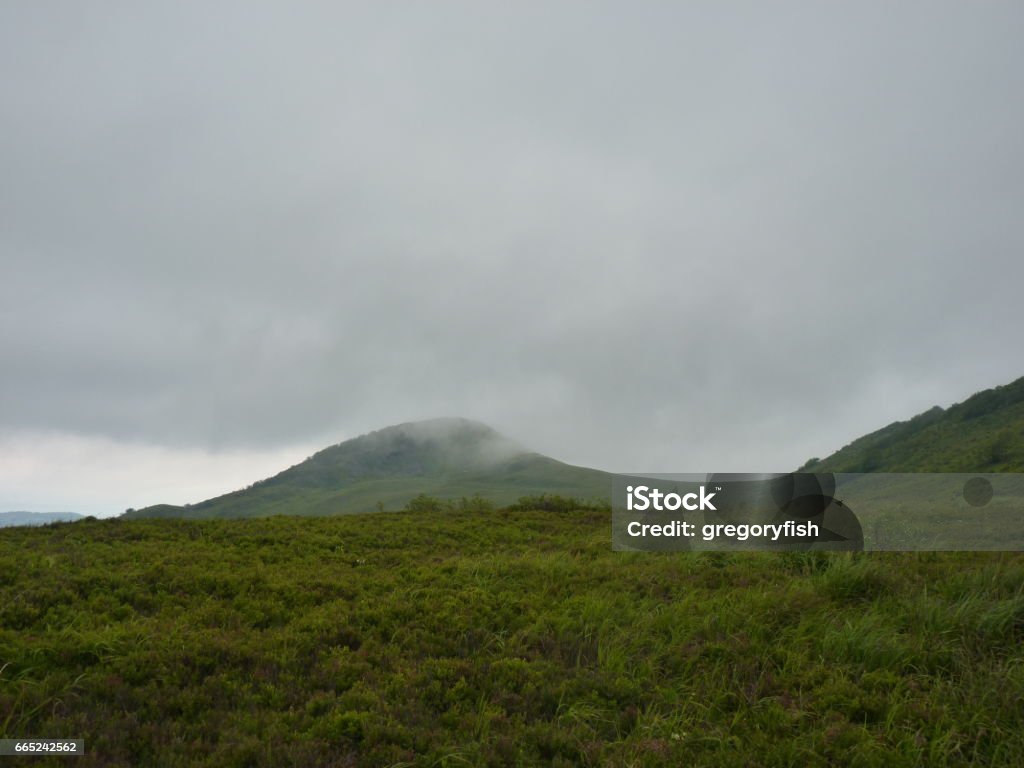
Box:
xmin=2 ymin=3 xmax=1023 ymax=516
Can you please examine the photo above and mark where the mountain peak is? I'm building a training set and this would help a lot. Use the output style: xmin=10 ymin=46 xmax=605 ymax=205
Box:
xmin=126 ymin=416 xmax=611 ymax=519
xmin=299 ymin=417 xmax=527 ymax=479
xmin=364 ymin=417 xmax=511 ymax=445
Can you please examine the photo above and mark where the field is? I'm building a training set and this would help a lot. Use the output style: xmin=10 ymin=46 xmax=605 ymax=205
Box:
xmin=2 ymin=502 xmax=1024 ymax=766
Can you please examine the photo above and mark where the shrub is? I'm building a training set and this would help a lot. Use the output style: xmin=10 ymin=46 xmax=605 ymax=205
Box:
xmin=405 ymin=494 xmax=446 ymax=514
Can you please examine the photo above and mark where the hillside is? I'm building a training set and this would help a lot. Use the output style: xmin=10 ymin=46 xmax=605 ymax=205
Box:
xmin=126 ymin=418 xmax=612 ymax=519
xmin=799 ymin=376 xmax=1024 ymax=472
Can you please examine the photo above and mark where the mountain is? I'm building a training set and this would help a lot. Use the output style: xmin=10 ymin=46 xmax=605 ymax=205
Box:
xmin=125 ymin=418 xmax=612 ymax=519
xmin=799 ymin=375 xmax=1024 ymax=473
xmin=0 ymin=511 xmax=84 ymax=527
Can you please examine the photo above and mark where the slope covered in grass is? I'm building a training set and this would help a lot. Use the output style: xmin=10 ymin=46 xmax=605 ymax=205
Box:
xmin=2 ymin=509 xmax=1023 ymax=767
xmin=126 ymin=418 xmax=612 ymax=519
xmin=800 ymin=376 xmax=1024 ymax=473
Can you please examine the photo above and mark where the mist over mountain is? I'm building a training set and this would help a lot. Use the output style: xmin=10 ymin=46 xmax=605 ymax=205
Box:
xmin=272 ymin=418 xmax=526 ymax=484
xmin=122 ymin=373 xmax=1024 ymax=522
xmin=126 ymin=418 xmax=610 ymax=519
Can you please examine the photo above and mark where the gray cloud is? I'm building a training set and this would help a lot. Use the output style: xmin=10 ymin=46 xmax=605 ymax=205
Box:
xmin=2 ymin=2 xmax=1023 ymax=499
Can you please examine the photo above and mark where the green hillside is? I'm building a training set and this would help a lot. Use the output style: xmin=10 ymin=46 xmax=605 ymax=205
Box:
xmin=126 ymin=418 xmax=612 ymax=519
xmin=800 ymin=376 xmax=1024 ymax=473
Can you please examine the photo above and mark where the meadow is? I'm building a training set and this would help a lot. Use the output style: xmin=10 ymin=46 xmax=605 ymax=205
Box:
xmin=2 ymin=498 xmax=1023 ymax=766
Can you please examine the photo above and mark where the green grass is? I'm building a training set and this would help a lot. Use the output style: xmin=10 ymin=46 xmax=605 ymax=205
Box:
xmin=801 ymin=376 xmax=1024 ymax=473
xmin=3 ymin=506 xmax=1024 ymax=766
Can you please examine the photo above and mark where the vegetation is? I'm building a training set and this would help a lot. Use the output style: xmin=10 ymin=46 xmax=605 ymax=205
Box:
xmin=126 ymin=419 xmax=611 ymax=520
xmin=800 ymin=376 xmax=1024 ymax=473
xmin=3 ymin=504 xmax=1024 ymax=767
xmin=4 ymin=378 xmax=1024 ymax=764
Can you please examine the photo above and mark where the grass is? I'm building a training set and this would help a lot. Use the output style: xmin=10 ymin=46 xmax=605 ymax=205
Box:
xmin=2 ymin=504 xmax=1024 ymax=766
xmin=801 ymin=376 xmax=1024 ymax=473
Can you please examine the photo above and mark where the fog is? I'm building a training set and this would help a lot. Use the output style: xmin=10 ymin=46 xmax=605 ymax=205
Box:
xmin=2 ymin=3 xmax=1022 ymax=514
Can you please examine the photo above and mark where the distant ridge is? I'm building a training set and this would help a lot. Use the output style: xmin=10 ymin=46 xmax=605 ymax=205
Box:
xmin=0 ymin=511 xmax=84 ymax=528
xmin=800 ymin=376 xmax=1024 ymax=473
xmin=126 ymin=418 xmax=611 ymax=519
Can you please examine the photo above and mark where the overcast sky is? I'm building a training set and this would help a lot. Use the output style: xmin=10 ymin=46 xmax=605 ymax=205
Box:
xmin=3 ymin=3 xmax=1023 ymax=516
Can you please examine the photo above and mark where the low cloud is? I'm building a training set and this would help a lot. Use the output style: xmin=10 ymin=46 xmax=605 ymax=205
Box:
xmin=2 ymin=3 xmax=1022 ymax=512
